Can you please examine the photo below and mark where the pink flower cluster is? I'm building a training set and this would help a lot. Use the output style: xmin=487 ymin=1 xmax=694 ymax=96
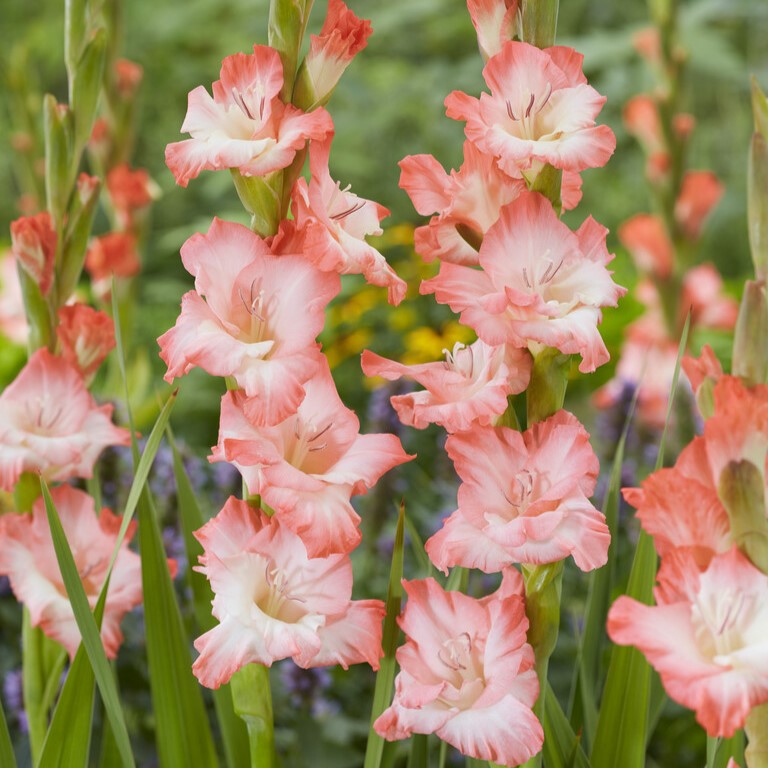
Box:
xmin=363 ymin=3 xmax=621 ymax=763
xmin=608 ymin=358 xmax=768 ymax=737
xmin=595 ymin=34 xmax=736 ymax=426
xmin=159 ymin=3 xmax=413 ymax=687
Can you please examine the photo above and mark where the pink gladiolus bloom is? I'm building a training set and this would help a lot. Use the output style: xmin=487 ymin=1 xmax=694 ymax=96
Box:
xmin=373 ymin=572 xmax=543 ymax=765
xmin=675 ymin=171 xmax=724 ymax=240
xmin=682 ymin=344 xmax=723 ymax=397
xmin=607 ymin=547 xmax=768 ymax=737
xmin=57 ymin=304 xmax=115 ymax=382
xmin=361 ymin=340 xmax=531 ymax=432
xmin=302 ymin=0 xmax=372 ymax=106
xmin=85 ymin=232 xmax=141 ymax=283
xmin=445 ymin=42 xmax=616 ymax=181
xmin=421 ymin=191 xmax=625 ymax=373
xmin=0 ymin=485 xmax=143 ymax=659
xmin=192 ymin=497 xmax=385 ymax=688
xmin=466 ymin=0 xmax=518 ymax=61
xmin=622 ymin=376 xmax=768 ymax=564
xmin=165 ymin=45 xmax=332 ymax=187
xmin=399 ymin=141 xmax=526 ymax=266
xmin=290 ymin=138 xmax=406 ymax=305
xmin=10 ymin=212 xmax=57 ymax=296
xmin=115 ymin=58 xmax=143 ymax=98
xmin=426 ymin=411 xmax=609 ymax=572
xmin=682 ymin=264 xmax=738 ymax=330
xmin=212 ymin=360 xmax=413 ymax=556
xmin=106 ymin=164 xmax=159 ymax=230
xmin=618 ymin=214 xmax=673 ymax=278
xmin=0 ymin=349 xmax=130 ymax=491
xmin=159 ymin=218 xmax=339 ymax=424
xmin=623 ymin=95 xmax=663 ymax=154
xmin=0 ymin=250 xmax=27 ymax=345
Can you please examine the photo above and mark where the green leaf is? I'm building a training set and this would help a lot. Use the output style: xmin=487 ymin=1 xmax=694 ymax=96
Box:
xmin=0 ymin=694 xmax=16 ymax=768
xmin=39 ymin=480 xmax=135 ymax=768
xmin=364 ymin=501 xmax=406 ymax=768
xmin=542 ymin=682 xmax=590 ymax=768
xmin=591 ymin=317 xmax=690 ymax=768
xmin=168 ymin=428 xmax=250 ymax=768
xmin=407 ymin=734 xmax=428 ymax=768
xmin=403 ymin=513 xmax=433 ymax=578
xmin=569 ymin=386 xmax=640 ymax=749
xmin=138 ymin=489 xmax=218 ymax=768
xmin=38 ymin=644 xmax=95 ymax=768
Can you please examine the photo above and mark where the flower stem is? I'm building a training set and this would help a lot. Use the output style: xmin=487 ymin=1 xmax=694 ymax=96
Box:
xmin=230 ymin=663 xmax=275 ymax=768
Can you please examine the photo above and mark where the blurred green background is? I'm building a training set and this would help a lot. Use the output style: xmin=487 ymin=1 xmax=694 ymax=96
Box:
xmin=1 ymin=1 xmax=768 ymax=765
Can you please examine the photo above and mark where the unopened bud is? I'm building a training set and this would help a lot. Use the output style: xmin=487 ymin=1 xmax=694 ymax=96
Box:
xmin=71 ymin=28 xmax=107 ymax=154
xmin=733 ymin=279 xmax=768 ymax=386
xmin=57 ymin=304 xmax=115 ymax=382
xmin=43 ymin=95 xmax=74 ymax=223
xmin=10 ymin=213 xmax=57 ymax=296
xmin=752 ymin=76 xmax=768 ymax=140
xmin=749 ymin=132 xmax=768 ymax=279
xmin=718 ymin=459 xmax=768 ymax=574
xmin=115 ymin=59 xmax=143 ymax=98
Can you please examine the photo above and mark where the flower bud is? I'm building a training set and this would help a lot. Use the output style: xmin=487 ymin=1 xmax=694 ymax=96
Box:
xmin=717 ymin=459 xmax=768 ymax=574
xmin=10 ymin=213 xmax=57 ymax=296
xmin=733 ymin=279 xmax=768 ymax=386
xmin=467 ymin=0 xmax=519 ymax=61
xmin=749 ymin=131 xmax=768 ymax=280
xmin=71 ymin=28 xmax=107 ymax=154
xmin=57 ymin=304 xmax=115 ymax=382
xmin=43 ymin=95 xmax=74 ymax=223
xmin=674 ymin=171 xmax=723 ymax=241
xmin=293 ymin=0 xmax=372 ymax=110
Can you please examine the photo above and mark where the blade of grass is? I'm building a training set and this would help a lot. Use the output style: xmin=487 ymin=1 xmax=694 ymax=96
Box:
xmin=38 ymin=643 xmax=96 ymax=768
xmin=168 ymin=429 xmax=249 ymax=768
xmin=569 ymin=385 xmax=640 ymax=748
xmin=403 ymin=514 xmax=433 ymax=578
xmin=40 ymin=480 xmax=135 ymax=768
xmin=138 ymin=488 xmax=218 ymax=768
xmin=0 ymin=695 xmax=15 ymax=768
xmin=591 ymin=316 xmax=690 ymax=768
xmin=542 ymin=681 xmax=590 ymax=768
xmin=364 ymin=501 xmax=406 ymax=768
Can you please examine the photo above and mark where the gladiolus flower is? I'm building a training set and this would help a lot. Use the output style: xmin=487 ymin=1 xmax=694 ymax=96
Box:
xmin=57 ymin=304 xmax=115 ymax=382
xmin=85 ymin=232 xmax=141 ymax=284
xmin=445 ymin=41 xmax=616 ymax=181
xmin=0 ymin=349 xmax=130 ymax=491
xmin=361 ymin=340 xmax=531 ymax=432
xmin=106 ymin=164 xmax=159 ymax=230
xmin=623 ymin=95 xmax=663 ymax=154
xmin=158 ymin=218 xmax=339 ymax=425
xmin=0 ymin=250 xmax=27 ymax=345
xmin=115 ymin=59 xmax=143 ymax=98
xmin=192 ymin=497 xmax=385 ymax=688
xmin=682 ymin=264 xmax=738 ymax=330
xmin=165 ymin=45 xmax=333 ymax=187
xmin=466 ymin=0 xmax=518 ymax=61
xmin=299 ymin=0 xmax=372 ymax=107
xmin=373 ymin=572 xmax=543 ymax=765
xmin=212 ymin=360 xmax=413 ymax=556
xmin=682 ymin=344 xmax=723 ymax=398
xmin=399 ymin=141 xmax=527 ymax=266
xmin=10 ymin=212 xmax=57 ymax=296
xmin=607 ymin=548 xmax=768 ymax=737
xmin=422 ymin=191 xmax=625 ymax=373
xmin=426 ymin=411 xmax=609 ymax=572
xmin=675 ymin=171 xmax=724 ymax=241
xmin=0 ymin=485 xmax=143 ymax=659
xmin=618 ymin=214 xmax=673 ymax=278
xmin=290 ymin=138 xmax=406 ymax=305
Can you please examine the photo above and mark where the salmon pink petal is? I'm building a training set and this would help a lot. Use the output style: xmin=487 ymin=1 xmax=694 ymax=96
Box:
xmin=466 ymin=0 xmax=518 ymax=61
xmin=675 ymin=171 xmax=724 ymax=240
xmin=426 ymin=412 xmax=607 ymax=572
xmin=308 ymin=599 xmax=385 ymax=669
xmin=192 ymin=498 xmax=378 ymax=687
xmin=0 ymin=350 xmax=130 ymax=490
xmin=607 ymin=548 xmax=768 ymax=737
xmin=618 ymin=214 xmax=674 ymax=277
xmin=447 ymin=41 xmax=615 ymax=179
xmin=166 ymin=45 xmax=333 ymax=186
xmin=57 ymin=304 xmax=115 ymax=382
xmin=374 ymin=577 xmax=541 ymax=763
xmin=0 ymin=486 xmax=143 ymax=659
xmin=10 ymin=213 xmax=57 ymax=296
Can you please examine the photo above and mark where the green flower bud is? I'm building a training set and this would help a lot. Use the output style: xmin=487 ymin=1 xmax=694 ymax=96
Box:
xmin=43 ymin=95 xmax=74 ymax=224
xmin=718 ymin=459 xmax=768 ymax=574
xmin=71 ymin=28 xmax=107 ymax=156
xmin=733 ymin=279 xmax=768 ymax=386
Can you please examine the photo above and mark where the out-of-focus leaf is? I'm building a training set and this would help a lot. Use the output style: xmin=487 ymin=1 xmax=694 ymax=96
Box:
xmin=542 ymin=681 xmax=591 ymax=768
xmin=403 ymin=513 xmax=433 ymax=577
xmin=364 ymin=501 xmax=405 ymax=768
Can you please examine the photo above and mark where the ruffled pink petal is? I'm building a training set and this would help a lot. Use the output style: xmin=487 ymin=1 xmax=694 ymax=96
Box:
xmin=308 ymin=599 xmax=385 ymax=669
